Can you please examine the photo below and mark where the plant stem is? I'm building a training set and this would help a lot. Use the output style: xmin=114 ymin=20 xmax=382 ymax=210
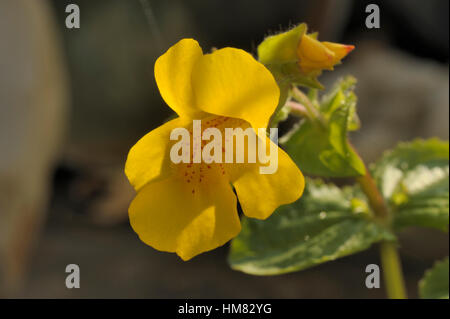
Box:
xmin=355 ymin=171 xmax=389 ymax=223
xmin=291 ymin=86 xmax=327 ymax=128
xmin=355 ymin=159 xmax=408 ymax=299
xmin=291 ymin=86 xmax=319 ymax=120
xmin=286 ymin=101 xmax=308 ymax=118
xmin=379 ymin=241 xmax=408 ymax=299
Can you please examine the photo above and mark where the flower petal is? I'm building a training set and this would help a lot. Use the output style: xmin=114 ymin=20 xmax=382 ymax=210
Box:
xmin=297 ymin=34 xmax=335 ymax=73
xmin=230 ymin=140 xmax=305 ymax=219
xmin=191 ymin=47 xmax=279 ymax=130
xmin=322 ymin=42 xmax=355 ymax=63
xmin=125 ymin=117 xmax=188 ymax=191
xmin=129 ymin=174 xmax=241 ymax=261
xmin=154 ymin=38 xmax=204 ymax=118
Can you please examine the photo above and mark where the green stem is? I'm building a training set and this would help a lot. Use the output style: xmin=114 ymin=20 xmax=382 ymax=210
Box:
xmin=379 ymin=241 xmax=408 ymax=299
xmin=355 ymin=171 xmax=389 ymax=223
xmin=355 ymin=159 xmax=408 ymax=299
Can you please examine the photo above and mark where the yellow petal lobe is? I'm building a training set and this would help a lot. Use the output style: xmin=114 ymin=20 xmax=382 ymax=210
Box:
xmin=192 ymin=47 xmax=279 ymax=130
xmin=125 ymin=117 xmax=188 ymax=191
xmin=129 ymin=171 xmax=240 ymax=261
xmin=230 ymin=138 xmax=305 ymax=219
xmin=154 ymin=38 xmax=204 ymax=118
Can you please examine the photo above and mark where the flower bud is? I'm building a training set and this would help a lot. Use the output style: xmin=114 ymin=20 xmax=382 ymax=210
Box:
xmin=297 ymin=34 xmax=354 ymax=73
xmin=257 ymin=23 xmax=354 ymax=88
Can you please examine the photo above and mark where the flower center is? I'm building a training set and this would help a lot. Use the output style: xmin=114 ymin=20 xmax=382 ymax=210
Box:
xmin=171 ymin=115 xmax=249 ymax=194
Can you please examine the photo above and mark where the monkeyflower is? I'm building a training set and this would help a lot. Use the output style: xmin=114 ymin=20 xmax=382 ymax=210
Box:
xmin=125 ymin=39 xmax=304 ymax=260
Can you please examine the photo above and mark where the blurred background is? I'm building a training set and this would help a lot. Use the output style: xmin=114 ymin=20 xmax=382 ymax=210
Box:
xmin=0 ymin=0 xmax=448 ymax=298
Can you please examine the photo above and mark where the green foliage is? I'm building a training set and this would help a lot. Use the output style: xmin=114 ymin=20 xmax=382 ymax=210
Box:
xmin=232 ymin=22 xmax=449 ymax=297
xmin=373 ymin=139 xmax=449 ymax=231
xmin=320 ymin=76 xmax=360 ymax=131
xmin=229 ymin=139 xmax=449 ymax=277
xmin=283 ymin=77 xmax=365 ymax=177
xmin=228 ymin=180 xmax=395 ymax=275
xmin=419 ymin=257 xmax=449 ymax=299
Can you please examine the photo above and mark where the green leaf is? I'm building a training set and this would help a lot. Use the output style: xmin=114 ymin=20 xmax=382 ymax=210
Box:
xmin=283 ymin=101 xmax=365 ymax=177
xmin=373 ymin=139 xmax=449 ymax=231
xmin=228 ymin=180 xmax=395 ymax=275
xmin=419 ymin=257 xmax=449 ymax=299
xmin=320 ymin=76 xmax=360 ymax=131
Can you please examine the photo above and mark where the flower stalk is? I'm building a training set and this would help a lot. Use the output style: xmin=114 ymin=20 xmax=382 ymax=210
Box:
xmin=290 ymin=86 xmax=327 ymax=129
xmin=286 ymin=101 xmax=308 ymax=118
xmin=291 ymin=86 xmax=320 ymax=120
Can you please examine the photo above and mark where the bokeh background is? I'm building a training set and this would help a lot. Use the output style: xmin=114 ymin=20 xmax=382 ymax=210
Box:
xmin=0 ymin=0 xmax=448 ymax=298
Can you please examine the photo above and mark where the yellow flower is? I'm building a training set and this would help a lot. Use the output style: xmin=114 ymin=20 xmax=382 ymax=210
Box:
xmin=297 ymin=34 xmax=354 ymax=73
xmin=125 ymin=39 xmax=305 ymax=260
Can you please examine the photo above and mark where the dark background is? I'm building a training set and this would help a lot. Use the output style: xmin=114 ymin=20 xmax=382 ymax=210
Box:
xmin=0 ymin=0 xmax=448 ymax=298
